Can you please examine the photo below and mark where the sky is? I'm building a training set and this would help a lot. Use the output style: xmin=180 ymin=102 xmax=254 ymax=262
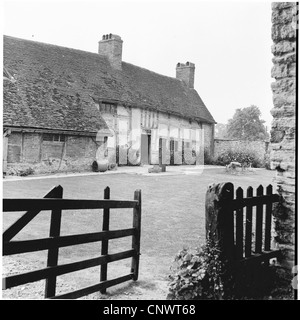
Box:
xmin=2 ymin=0 xmax=275 ymax=128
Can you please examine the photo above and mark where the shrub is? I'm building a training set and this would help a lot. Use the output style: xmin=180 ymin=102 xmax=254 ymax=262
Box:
xmin=7 ymin=166 xmax=35 ymax=176
xmin=167 ymin=240 xmax=230 ymax=300
xmin=19 ymin=167 xmax=35 ymax=176
xmin=168 ymin=239 xmax=293 ymax=300
xmin=215 ymin=150 xmax=262 ymax=168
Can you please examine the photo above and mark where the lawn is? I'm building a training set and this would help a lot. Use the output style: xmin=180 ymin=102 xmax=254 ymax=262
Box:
xmin=2 ymin=167 xmax=276 ymax=299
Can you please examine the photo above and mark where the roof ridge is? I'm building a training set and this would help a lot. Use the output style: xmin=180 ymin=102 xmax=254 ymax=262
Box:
xmin=122 ymin=61 xmax=182 ymax=84
xmin=4 ymin=35 xmax=185 ymax=84
xmin=3 ymin=34 xmax=106 ymax=59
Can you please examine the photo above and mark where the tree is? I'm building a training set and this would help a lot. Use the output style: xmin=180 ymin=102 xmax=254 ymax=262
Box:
xmin=215 ymin=123 xmax=228 ymax=139
xmin=226 ymin=105 xmax=269 ymax=141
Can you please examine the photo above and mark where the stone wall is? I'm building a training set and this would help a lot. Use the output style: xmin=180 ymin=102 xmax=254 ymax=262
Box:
xmin=270 ymin=2 xmax=297 ymax=268
xmin=214 ymin=139 xmax=269 ymax=165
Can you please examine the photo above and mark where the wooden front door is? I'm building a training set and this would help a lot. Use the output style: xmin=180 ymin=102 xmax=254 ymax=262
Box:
xmin=3 ymin=135 xmax=8 ymax=174
xmin=170 ymin=138 xmax=175 ymax=165
xmin=141 ymin=134 xmax=150 ymax=165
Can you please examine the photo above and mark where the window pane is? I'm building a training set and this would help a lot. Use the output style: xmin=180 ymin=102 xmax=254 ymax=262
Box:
xmin=43 ymin=133 xmax=53 ymax=141
xmin=101 ymin=102 xmax=116 ymax=114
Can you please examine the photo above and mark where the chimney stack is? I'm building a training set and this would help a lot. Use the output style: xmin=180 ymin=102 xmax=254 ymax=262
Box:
xmin=98 ymin=33 xmax=123 ymax=70
xmin=176 ymin=62 xmax=195 ymax=89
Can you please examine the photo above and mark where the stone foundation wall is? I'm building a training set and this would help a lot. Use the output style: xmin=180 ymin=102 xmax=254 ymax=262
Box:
xmin=270 ymin=2 xmax=297 ymax=268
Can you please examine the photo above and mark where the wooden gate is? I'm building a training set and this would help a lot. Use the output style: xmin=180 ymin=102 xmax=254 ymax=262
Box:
xmin=2 ymin=186 xmax=142 ymax=299
xmin=205 ymin=182 xmax=281 ymax=265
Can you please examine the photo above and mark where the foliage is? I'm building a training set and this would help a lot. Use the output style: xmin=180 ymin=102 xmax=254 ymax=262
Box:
xmin=214 ymin=149 xmax=262 ymax=168
xmin=215 ymin=123 xmax=228 ymax=139
xmin=167 ymin=240 xmax=230 ymax=300
xmin=168 ymin=239 xmax=294 ymax=300
xmin=7 ymin=166 xmax=35 ymax=176
xmin=19 ymin=167 xmax=35 ymax=176
xmin=226 ymin=105 xmax=269 ymax=141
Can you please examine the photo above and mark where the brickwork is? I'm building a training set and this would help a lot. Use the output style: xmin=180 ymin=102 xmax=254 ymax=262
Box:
xmin=176 ymin=62 xmax=195 ymax=88
xmin=6 ymin=132 xmax=99 ymax=174
xmin=98 ymin=34 xmax=123 ymax=70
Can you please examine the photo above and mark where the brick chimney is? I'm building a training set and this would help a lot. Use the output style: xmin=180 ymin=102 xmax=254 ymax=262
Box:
xmin=98 ymin=34 xmax=123 ymax=70
xmin=176 ymin=62 xmax=195 ymax=89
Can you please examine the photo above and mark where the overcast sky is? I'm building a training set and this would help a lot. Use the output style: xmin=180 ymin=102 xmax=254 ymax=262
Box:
xmin=2 ymin=0 xmax=275 ymax=128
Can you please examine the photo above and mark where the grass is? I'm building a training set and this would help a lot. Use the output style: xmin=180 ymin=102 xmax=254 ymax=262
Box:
xmin=2 ymin=167 xmax=277 ymax=298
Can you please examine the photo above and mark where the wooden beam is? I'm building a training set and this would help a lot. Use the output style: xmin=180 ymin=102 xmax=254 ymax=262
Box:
xmin=45 ymin=186 xmax=63 ymax=298
xmin=131 ymin=189 xmax=142 ymax=281
xmin=3 ymin=198 xmax=138 ymax=212
xmin=49 ymin=274 xmax=134 ymax=299
xmin=264 ymin=185 xmax=273 ymax=251
xmin=3 ymin=250 xmax=135 ymax=289
xmin=4 ymin=126 xmax=98 ymax=137
xmin=4 ymin=229 xmax=135 ymax=255
xmin=238 ymin=250 xmax=281 ymax=267
xmin=3 ymin=186 xmax=63 ymax=242
xmin=223 ymin=193 xmax=280 ymax=210
xmin=245 ymin=187 xmax=254 ymax=258
xmin=100 ymin=187 xmax=110 ymax=294
xmin=235 ymin=187 xmax=244 ymax=259
xmin=255 ymin=185 xmax=264 ymax=254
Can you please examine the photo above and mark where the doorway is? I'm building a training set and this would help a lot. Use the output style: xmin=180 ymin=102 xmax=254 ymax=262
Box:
xmin=141 ymin=134 xmax=151 ymax=165
xmin=170 ymin=138 xmax=175 ymax=165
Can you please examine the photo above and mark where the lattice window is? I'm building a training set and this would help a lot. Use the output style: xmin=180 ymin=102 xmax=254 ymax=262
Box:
xmin=99 ymin=102 xmax=117 ymax=114
xmin=43 ymin=133 xmax=65 ymax=142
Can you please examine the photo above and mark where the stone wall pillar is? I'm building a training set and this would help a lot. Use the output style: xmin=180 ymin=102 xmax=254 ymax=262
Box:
xmin=270 ymin=2 xmax=297 ymax=269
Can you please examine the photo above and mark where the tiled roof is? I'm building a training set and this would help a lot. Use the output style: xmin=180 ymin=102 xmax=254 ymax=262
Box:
xmin=3 ymin=35 xmax=215 ymax=133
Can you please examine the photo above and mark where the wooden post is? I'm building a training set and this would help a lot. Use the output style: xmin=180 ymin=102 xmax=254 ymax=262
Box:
xmin=205 ymin=182 xmax=235 ymax=262
xmin=264 ymin=185 xmax=273 ymax=251
xmin=100 ymin=186 xmax=110 ymax=294
xmin=45 ymin=185 xmax=63 ymax=298
xmin=131 ymin=189 xmax=142 ymax=281
xmin=3 ymin=134 xmax=8 ymax=175
xmin=245 ymin=187 xmax=253 ymax=257
xmin=3 ymin=185 xmax=63 ymax=242
xmin=236 ymin=187 xmax=244 ymax=259
xmin=255 ymin=185 xmax=264 ymax=253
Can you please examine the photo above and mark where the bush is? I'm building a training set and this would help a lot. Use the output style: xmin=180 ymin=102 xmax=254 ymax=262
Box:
xmin=214 ymin=149 xmax=262 ymax=168
xmin=19 ymin=167 xmax=35 ymax=176
xmin=168 ymin=239 xmax=294 ymax=300
xmin=167 ymin=240 xmax=230 ymax=300
xmin=7 ymin=166 xmax=35 ymax=176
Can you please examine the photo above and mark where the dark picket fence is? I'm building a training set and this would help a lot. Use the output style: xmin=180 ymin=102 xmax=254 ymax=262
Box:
xmin=205 ymin=182 xmax=281 ymax=265
xmin=2 ymin=185 xmax=142 ymax=299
